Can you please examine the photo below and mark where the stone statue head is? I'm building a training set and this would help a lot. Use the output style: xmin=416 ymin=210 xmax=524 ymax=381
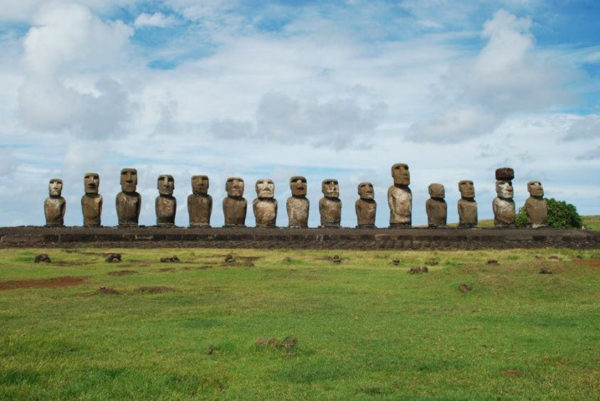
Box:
xmin=191 ymin=175 xmax=209 ymax=195
xmin=84 ymin=172 xmax=99 ymax=195
xmin=120 ymin=168 xmax=138 ymax=193
xmin=358 ymin=182 xmax=374 ymax=200
xmin=290 ymin=176 xmax=307 ymax=197
xmin=48 ymin=178 xmax=63 ymax=197
xmin=322 ymin=179 xmax=339 ymax=198
xmin=527 ymin=181 xmax=544 ymax=198
xmin=226 ymin=177 xmax=244 ymax=197
xmin=496 ymin=180 xmax=513 ymax=199
xmin=157 ymin=174 xmax=174 ymax=196
xmin=391 ymin=163 xmax=410 ymax=186
xmin=256 ymin=178 xmax=275 ymax=199
xmin=458 ymin=180 xmax=475 ymax=199
xmin=428 ymin=183 xmax=445 ymax=199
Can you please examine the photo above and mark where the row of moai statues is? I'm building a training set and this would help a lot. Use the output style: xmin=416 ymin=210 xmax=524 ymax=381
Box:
xmin=44 ymin=165 xmax=548 ymax=228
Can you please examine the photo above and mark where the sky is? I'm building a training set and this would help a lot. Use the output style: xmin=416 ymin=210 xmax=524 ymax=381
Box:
xmin=0 ymin=0 xmax=598 ymax=228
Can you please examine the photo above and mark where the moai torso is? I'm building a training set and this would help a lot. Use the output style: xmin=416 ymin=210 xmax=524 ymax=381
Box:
xmin=223 ymin=177 xmax=247 ymax=227
xmin=45 ymin=197 xmax=66 ymax=227
xmin=457 ymin=199 xmax=477 ymax=228
xmin=156 ymin=196 xmax=176 ymax=226
xmin=82 ymin=195 xmax=102 ymax=227
xmin=253 ymin=199 xmax=277 ymax=227
xmin=493 ymin=197 xmax=515 ymax=227
xmin=319 ymin=179 xmax=341 ymax=228
xmin=355 ymin=181 xmax=376 ymax=228
xmin=45 ymin=178 xmax=65 ymax=227
xmin=388 ymin=163 xmax=412 ymax=227
xmin=188 ymin=194 xmax=212 ymax=227
xmin=223 ymin=197 xmax=247 ymax=226
xmin=116 ymin=192 xmax=141 ymax=227
xmin=388 ymin=186 xmax=412 ymax=226
xmin=426 ymin=199 xmax=447 ymax=227
xmin=82 ymin=172 xmax=102 ymax=227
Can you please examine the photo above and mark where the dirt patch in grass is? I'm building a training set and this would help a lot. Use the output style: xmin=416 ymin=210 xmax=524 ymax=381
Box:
xmin=95 ymin=287 xmax=120 ymax=295
xmin=255 ymin=336 xmax=298 ymax=351
xmin=572 ymin=259 xmax=600 ymax=266
xmin=135 ymin=286 xmax=176 ymax=294
xmin=502 ymin=369 xmax=523 ymax=377
xmin=159 ymin=267 xmax=176 ymax=272
xmin=107 ymin=270 xmax=137 ymax=276
xmin=0 ymin=276 xmax=86 ymax=291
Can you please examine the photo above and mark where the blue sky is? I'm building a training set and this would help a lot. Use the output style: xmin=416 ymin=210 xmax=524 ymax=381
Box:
xmin=0 ymin=0 xmax=598 ymax=227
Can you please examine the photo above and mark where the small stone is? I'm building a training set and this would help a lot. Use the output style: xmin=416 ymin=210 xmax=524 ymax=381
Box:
xmin=160 ymin=255 xmax=180 ymax=263
xmin=392 ymin=258 xmax=400 ymax=266
xmin=105 ymin=253 xmax=122 ymax=263
xmin=283 ymin=257 xmax=292 ymax=263
xmin=224 ymin=254 xmax=235 ymax=263
xmin=548 ymin=255 xmax=560 ymax=260
xmin=331 ymin=255 xmax=341 ymax=264
xmin=408 ymin=266 xmax=421 ymax=274
xmin=539 ymin=267 xmax=553 ymax=274
xmin=203 ymin=347 xmax=214 ymax=355
xmin=458 ymin=284 xmax=472 ymax=292
xmin=421 ymin=266 xmax=429 ymax=273
xmin=34 ymin=254 xmax=51 ymax=263
xmin=426 ymin=258 xmax=439 ymax=266
xmin=487 ymin=259 xmax=499 ymax=265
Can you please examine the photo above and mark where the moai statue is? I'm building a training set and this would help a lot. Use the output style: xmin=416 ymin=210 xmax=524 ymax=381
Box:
xmin=81 ymin=172 xmax=102 ymax=227
xmin=253 ymin=178 xmax=277 ymax=227
xmin=319 ymin=179 xmax=341 ymax=228
xmin=355 ymin=182 xmax=376 ymax=228
xmin=525 ymin=181 xmax=548 ymax=228
xmin=44 ymin=178 xmax=65 ymax=227
xmin=156 ymin=175 xmax=176 ymax=227
xmin=426 ymin=183 xmax=447 ymax=228
xmin=388 ymin=163 xmax=412 ymax=228
xmin=457 ymin=180 xmax=477 ymax=228
xmin=493 ymin=168 xmax=516 ymax=228
xmin=188 ymin=175 xmax=212 ymax=227
xmin=287 ymin=176 xmax=309 ymax=228
xmin=223 ymin=177 xmax=247 ymax=227
xmin=116 ymin=168 xmax=141 ymax=228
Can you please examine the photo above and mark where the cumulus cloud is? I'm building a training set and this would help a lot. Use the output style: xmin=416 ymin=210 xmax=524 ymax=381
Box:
xmin=407 ymin=9 xmax=576 ymax=143
xmin=18 ymin=2 xmax=134 ymax=137
xmin=134 ymin=12 xmax=177 ymax=28
xmin=564 ymin=114 xmax=600 ymax=141
xmin=209 ymin=92 xmax=386 ymax=147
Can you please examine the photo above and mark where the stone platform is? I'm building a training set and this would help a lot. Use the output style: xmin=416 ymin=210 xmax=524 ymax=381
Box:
xmin=0 ymin=226 xmax=598 ymax=249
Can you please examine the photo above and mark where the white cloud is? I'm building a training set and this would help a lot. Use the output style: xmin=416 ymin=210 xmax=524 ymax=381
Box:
xmin=18 ymin=2 xmax=134 ymax=137
xmin=564 ymin=114 xmax=600 ymax=141
xmin=134 ymin=12 xmax=177 ymax=28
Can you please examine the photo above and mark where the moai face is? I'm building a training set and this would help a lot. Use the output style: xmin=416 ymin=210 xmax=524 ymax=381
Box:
xmin=290 ymin=176 xmax=307 ymax=197
xmin=226 ymin=177 xmax=244 ymax=197
xmin=428 ymin=183 xmax=445 ymax=199
xmin=391 ymin=163 xmax=410 ymax=186
xmin=458 ymin=180 xmax=475 ymax=198
xmin=358 ymin=182 xmax=374 ymax=200
xmin=496 ymin=181 xmax=513 ymax=199
xmin=120 ymin=168 xmax=138 ymax=193
xmin=157 ymin=174 xmax=174 ymax=196
xmin=191 ymin=175 xmax=209 ymax=195
xmin=256 ymin=178 xmax=275 ymax=199
xmin=84 ymin=173 xmax=99 ymax=195
xmin=322 ymin=179 xmax=339 ymax=198
xmin=528 ymin=181 xmax=544 ymax=198
xmin=48 ymin=178 xmax=63 ymax=197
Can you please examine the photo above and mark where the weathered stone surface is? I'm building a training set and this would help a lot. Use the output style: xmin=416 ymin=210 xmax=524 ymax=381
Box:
xmin=319 ymin=179 xmax=341 ymax=228
xmin=188 ymin=175 xmax=212 ymax=227
xmin=426 ymin=183 xmax=447 ymax=228
xmin=493 ymin=168 xmax=515 ymax=228
xmin=495 ymin=167 xmax=514 ymax=181
xmin=116 ymin=168 xmax=141 ymax=228
xmin=355 ymin=182 xmax=376 ymax=228
xmin=388 ymin=163 xmax=412 ymax=227
xmin=156 ymin=174 xmax=176 ymax=227
xmin=223 ymin=177 xmax=247 ymax=227
xmin=81 ymin=172 xmax=102 ymax=227
xmin=525 ymin=181 xmax=548 ymax=228
xmin=457 ymin=180 xmax=477 ymax=228
xmin=44 ymin=178 xmax=65 ymax=227
xmin=253 ymin=178 xmax=277 ymax=227
xmin=287 ymin=176 xmax=309 ymax=228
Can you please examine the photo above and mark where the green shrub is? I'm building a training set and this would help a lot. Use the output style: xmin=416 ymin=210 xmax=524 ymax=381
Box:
xmin=516 ymin=198 xmax=582 ymax=228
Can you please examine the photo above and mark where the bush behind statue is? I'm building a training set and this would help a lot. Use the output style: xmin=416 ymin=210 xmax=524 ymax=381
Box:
xmin=516 ymin=198 xmax=582 ymax=228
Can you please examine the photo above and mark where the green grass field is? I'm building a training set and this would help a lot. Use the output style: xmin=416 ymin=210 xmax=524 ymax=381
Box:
xmin=1 ymin=247 xmax=600 ymax=400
